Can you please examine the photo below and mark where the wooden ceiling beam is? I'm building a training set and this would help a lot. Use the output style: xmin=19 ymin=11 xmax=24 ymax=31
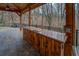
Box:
xmin=6 ymin=4 xmax=20 ymax=13
xmin=0 ymin=3 xmax=44 ymax=14
xmin=21 ymin=3 xmax=34 ymax=12
xmin=0 ymin=7 xmax=19 ymax=12
xmin=12 ymin=3 xmax=21 ymax=12
xmin=22 ymin=3 xmax=44 ymax=14
xmin=30 ymin=3 xmax=44 ymax=10
xmin=8 ymin=3 xmax=19 ymax=11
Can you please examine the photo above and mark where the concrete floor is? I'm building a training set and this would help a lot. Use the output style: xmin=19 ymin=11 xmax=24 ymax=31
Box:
xmin=0 ymin=27 xmax=40 ymax=56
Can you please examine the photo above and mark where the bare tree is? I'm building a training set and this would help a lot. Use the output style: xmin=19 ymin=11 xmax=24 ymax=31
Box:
xmin=42 ymin=4 xmax=54 ymax=29
xmin=0 ymin=12 xmax=3 ymax=23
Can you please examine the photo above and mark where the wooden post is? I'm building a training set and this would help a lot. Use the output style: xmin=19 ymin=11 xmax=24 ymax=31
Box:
xmin=15 ymin=12 xmax=22 ymax=31
xmin=17 ymin=12 xmax=22 ymax=31
xmin=29 ymin=7 xmax=31 ymax=26
xmin=20 ymin=14 xmax=22 ymax=30
xmin=64 ymin=3 xmax=75 ymax=56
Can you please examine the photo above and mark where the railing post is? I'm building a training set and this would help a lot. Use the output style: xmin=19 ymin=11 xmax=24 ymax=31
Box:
xmin=29 ymin=7 xmax=31 ymax=26
xmin=76 ymin=30 xmax=78 ymax=46
xmin=65 ymin=3 xmax=75 ymax=56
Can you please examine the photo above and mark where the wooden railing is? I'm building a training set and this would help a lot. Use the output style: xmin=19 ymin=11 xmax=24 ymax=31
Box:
xmin=23 ymin=26 xmax=74 ymax=56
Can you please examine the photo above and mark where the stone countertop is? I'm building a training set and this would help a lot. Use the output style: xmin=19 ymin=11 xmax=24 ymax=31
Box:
xmin=24 ymin=26 xmax=67 ymax=43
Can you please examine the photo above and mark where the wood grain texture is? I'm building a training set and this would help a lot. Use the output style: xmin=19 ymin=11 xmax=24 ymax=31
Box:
xmin=23 ymin=28 xmax=63 ymax=56
xmin=64 ymin=3 xmax=75 ymax=56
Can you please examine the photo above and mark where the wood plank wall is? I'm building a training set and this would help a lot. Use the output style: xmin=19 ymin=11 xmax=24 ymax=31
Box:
xmin=23 ymin=28 xmax=63 ymax=56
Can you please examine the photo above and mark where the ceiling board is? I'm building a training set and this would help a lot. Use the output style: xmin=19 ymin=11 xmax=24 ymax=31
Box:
xmin=0 ymin=3 xmax=44 ymax=14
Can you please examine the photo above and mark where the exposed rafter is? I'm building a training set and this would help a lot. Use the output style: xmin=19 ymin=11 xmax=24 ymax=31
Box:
xmin=0 ymin=3 xmax=44 ymax=15
xmin=22 ymin=3 xmax=44 ymax=14
xmin=21 ymin=3 xmax=34 ymax=12
xmin=0 ymin=7 xmax=19 ymax=12
xmin=12 ymin=3 xmax=21 ymax=12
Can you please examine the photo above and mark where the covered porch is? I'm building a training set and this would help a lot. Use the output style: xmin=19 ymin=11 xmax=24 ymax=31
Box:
xmin=0 ymin=3 xmax=76 ymax=56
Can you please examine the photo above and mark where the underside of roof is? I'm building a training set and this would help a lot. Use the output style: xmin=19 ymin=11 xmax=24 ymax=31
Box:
xmin=0 ymin=3 xmax=44 ymax=14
